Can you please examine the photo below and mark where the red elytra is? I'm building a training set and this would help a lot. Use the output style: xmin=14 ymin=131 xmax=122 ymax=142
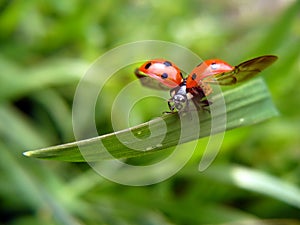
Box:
xmin=186 ymin=59 xmax=234 ymax=88
xmin=138 ymin=59 xmax=183 ymax=88
xmin=135 ymin=55 xmax=278 ymax=112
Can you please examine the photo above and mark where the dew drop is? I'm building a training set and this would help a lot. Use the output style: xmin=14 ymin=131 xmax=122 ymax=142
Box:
xmin=146 ymin=146 xmax=153 ymax=151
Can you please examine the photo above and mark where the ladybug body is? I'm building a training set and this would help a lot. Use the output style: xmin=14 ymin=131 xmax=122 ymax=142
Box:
xmin=135 ymin=55 xmax=278 ymax=112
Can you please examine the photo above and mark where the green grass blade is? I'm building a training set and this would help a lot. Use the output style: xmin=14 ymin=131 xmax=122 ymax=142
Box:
xmin=205 ymin=164 xmax=300 ymax=209
xmin=252 ymin=0 xmax=300 ymax=54
xmin=23 ymin=78 xmax=278 ymax=162
xmin=0 ymin=57 xmax=87 ymax=102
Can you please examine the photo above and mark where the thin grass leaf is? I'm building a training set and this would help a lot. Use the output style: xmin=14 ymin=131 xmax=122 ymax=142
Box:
xmin=0 ymin=57 xmax=87 ymax=102
xmin=205 ymin=164 xmax=300 ymax=209
xmin=23 ymin=78 xmax=278 ymax=162
xmin=251 ymin=0 xmax=300 ymax=55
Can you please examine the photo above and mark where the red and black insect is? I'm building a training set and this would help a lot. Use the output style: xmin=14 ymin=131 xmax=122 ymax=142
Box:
xmin=135 ymin=55 xmax=278 ymax=112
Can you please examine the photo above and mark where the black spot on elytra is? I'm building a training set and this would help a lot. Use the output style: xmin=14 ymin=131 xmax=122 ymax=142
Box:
xmin=163 ymin=61 xmax=172 ymax=67
xmin=211 ymin=62 xmax=217 ymax=69
xmin=145 ymin=62 xmax=152 ymax=69
xmin=161 ymin=73 xmax=168 ymax=79
xmin=191 ymin=73 xmax=197 ymax=80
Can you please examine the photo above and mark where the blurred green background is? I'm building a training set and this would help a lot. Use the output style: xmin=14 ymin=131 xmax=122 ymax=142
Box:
xmin=1 ymin=0 xmax=300 ymax=224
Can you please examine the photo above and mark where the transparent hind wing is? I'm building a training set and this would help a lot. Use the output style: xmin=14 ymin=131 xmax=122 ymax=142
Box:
xmin=204 ymin=55 xmax=278 ymax=85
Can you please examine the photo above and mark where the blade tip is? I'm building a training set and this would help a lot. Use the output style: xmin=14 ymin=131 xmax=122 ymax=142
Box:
xmin=22 ymin=151 xmax=32 ymax=157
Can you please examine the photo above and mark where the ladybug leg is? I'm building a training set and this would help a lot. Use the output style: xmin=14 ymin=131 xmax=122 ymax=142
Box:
xmin=188 ymin=87 xmax=211 ymax=113
xmin=191 ymin=97 xmax=211 ymax=113
xmin=201 ymin=98 xmax=211 ymax=113
xmin=161 ymin=98 xmax=176 ymax=114
xmin=168 ymin=99 xmax=176 ymax=112
xmin=199 ymin=97 xmax=211 ymax=108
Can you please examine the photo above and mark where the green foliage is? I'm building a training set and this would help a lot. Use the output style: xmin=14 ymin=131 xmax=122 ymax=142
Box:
xmin=1 ymin=0 xmax=300 ymax=224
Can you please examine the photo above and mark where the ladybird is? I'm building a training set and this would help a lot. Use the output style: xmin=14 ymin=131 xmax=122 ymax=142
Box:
xmin=135 ymin=55 xmax=278 ymax=112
